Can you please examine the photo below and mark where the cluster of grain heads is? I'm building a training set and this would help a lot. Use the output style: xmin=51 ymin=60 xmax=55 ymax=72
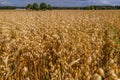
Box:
xmin=98 ymin=68 xmax=105 ymax=78
xmin=23 ymin=67 xmax=29 ymax=77
xmin=90 ymin=73 xmax=102 ymax=80
xmin=105 ymin=69 xmax=120 ymax=80
xmin=0 ymin=10 xmax=120 ymax=80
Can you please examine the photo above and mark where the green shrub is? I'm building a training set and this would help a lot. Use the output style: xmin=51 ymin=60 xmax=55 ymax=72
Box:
xmin=40 ymin=2 xmax=47 ymax=10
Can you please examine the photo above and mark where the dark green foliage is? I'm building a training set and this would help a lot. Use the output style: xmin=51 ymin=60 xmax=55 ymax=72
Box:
xmin=47 ymin=4 xmax=52 ymax=10
xmin=40 ymin=2 xmax=47 ymax=10
xmin=52 ymin=5 xmax=120 ymax=10
xmin=25 ymin=2 xmax=52 ymax=11
xmin=26 ymin=4 xmax=32 ymax=10
xmin=24 ymin=3 xmax=120 ymax=10
xmin=31 ymin=3 xmax=39 ymax=10
xmin=0 ymin=6 xmax=16 ymax=9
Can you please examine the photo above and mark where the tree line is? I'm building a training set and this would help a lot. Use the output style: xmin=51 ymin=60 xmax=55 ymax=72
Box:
xmin=0 ymin=6 xmax=16 ymax=9
xmin=26 ymin=4 xmax=120 ymax=10
xmin=80 ymin=5 xmax=120 ymax=10
xmin=26 ymin=2 xmax=52 ymax=10
xmin=0 ymin=2 xmax=120 ymax=10
xmin=52 ymin=6 xmax=120 ymax=10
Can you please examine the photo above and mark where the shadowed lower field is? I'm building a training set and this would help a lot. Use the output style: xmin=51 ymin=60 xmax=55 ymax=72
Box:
xmin=0 ymin=10 xmax=120 ymax=80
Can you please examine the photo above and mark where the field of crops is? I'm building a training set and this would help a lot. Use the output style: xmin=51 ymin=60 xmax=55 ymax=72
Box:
xmin=0 ymin=10 xmax=120 ymax=80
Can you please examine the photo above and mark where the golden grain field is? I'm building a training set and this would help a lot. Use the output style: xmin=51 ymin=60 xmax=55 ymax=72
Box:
xmin=0 ymin=10 xmax=120 ymax=80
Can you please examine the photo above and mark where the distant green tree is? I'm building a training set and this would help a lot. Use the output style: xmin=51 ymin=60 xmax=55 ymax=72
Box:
xmin=26 ymin=4 xmax=32 ymax=10
xmin=40 ymin=2 xmax=47 ymax=10
xmin=32 ymin=3 xmax=39 ymax=10
xmin=47 ymin=4 xmax=52 ymax=10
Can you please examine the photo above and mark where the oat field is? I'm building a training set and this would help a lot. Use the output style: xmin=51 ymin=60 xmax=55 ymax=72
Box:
xmin=0 ymin=10 xmax=120 ymax=80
